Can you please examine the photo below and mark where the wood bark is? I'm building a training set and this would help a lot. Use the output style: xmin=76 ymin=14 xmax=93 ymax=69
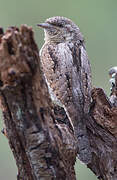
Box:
xmin=0 ymin=25 xmax=117 ymax=180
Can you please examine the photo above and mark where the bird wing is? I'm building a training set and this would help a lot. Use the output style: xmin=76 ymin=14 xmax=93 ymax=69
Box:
xmin=68 ymin=42 xmax=92 ymax=163
xmin=71 ymin=42 xmax=92 ymax=114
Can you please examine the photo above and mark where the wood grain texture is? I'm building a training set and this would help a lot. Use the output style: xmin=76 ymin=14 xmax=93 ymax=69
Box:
xmin=87 ymin=86 xmax=117 ymax=180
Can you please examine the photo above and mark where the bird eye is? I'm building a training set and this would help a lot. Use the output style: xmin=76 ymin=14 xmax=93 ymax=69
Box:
xmin=48 ymin=28 xmax=58 ymax=35
xmin=57 ymin=24 xmax=63 ymax=28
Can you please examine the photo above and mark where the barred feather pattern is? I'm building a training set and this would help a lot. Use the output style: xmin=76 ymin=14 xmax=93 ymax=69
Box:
xmin=40 ymin=40 xmax=92 ymax=163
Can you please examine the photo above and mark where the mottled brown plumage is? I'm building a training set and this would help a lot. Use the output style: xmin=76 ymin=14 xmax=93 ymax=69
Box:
xmin=38 ymin=16 xmax=92 ymax=163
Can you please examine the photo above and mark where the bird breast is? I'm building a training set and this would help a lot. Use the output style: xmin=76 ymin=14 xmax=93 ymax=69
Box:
xmin=40 ymin=42 xmax=74 ymax=107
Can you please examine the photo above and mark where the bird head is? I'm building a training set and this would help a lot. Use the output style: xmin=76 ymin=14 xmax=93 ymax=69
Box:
xmin=109 ymin=67 xmax=117 ymax=88
xmin=109 ymin=67 xmax=117 ymax=78
xmin=37 ymin=16 xmax=84 ymax=43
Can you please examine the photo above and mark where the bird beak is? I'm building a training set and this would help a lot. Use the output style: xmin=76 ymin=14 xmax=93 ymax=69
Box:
xmin=37 ymin=23 xmax=53 ymax=29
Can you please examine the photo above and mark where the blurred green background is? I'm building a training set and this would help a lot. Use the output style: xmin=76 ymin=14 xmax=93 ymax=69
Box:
xmin=0 ymin=0 xmax=117 ymax=179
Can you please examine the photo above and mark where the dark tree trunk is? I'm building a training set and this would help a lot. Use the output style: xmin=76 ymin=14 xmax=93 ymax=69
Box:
xmin=0 ymin=25 xmax=117 ymax=180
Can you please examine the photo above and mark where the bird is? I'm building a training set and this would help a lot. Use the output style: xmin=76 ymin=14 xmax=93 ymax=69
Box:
xmin=37 ymin=16 xmax=92 ymax=163
xmin=109 ymin=67 xmax=117 ymax=87
xmin=109 ymin=67 xmax=117 ymax=106
xmin=109 ymin=67 xmax=117 ymax=77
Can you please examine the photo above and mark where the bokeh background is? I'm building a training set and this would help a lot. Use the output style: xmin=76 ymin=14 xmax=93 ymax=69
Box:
xmin=0 ymin=0 xmax=117 ymax=179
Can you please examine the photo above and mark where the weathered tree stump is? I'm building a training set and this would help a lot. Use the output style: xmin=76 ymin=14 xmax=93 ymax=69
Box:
xmin=0 ymin=25 xmax=117 ymax=180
